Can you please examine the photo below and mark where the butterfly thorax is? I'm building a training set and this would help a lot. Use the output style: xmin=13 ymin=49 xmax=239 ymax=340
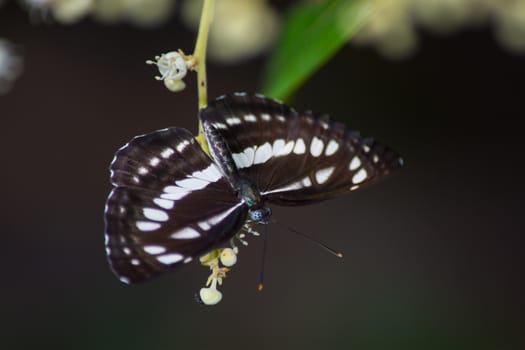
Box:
xmin=238 ymin=179 xmax=272 ymax=223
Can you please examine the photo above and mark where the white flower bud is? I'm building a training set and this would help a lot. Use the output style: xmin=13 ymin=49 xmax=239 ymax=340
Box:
xmin=199 ymin=286 xmax=223 ymax=306
xmin=219 ymin=248 xmax=237 ymax=267
xmin=164 ymin=78 xmax=186 ymax=92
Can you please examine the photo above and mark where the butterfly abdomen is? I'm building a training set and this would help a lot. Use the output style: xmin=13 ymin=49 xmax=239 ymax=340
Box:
xmin=201 ymin=119 xmax=240 ymax=184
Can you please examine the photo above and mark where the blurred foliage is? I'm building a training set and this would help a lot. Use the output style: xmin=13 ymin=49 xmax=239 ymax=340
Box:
xmin=181 ymin=0 xmax=280 ymax=63
xmin=261 ymin=0 xmax=369 ymax=101
xmin=3 ymin=0 xmax=525 ymax=98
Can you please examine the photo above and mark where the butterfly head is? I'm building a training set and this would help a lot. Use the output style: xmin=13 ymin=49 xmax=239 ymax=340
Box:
xmin=249 ymin=206 xmax=272 ymax=224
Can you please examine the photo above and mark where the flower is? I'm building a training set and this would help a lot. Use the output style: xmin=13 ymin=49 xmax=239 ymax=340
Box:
xmin=199 ymin=279 xmax=223 ymax=306
xmin=0 ymin=39 xmax=23 ymax=95
xmin=51 ymin=0 xmax=93 ymax=24
xmin=146 ymin=50 xmax=195 ymax=92
xmin=352 ymin=0 xmax=525 ymax=58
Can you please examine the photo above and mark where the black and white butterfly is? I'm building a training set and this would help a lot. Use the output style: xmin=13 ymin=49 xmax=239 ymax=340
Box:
xmin=104 ymin=92 xmax=403 ymax=284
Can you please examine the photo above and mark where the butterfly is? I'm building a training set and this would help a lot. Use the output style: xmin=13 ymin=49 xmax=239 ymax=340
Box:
xmin=104 ymin=92 xmax=403 ymax=284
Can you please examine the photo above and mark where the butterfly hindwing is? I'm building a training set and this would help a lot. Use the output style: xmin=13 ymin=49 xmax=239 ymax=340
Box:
xmin=104 ymin=128 xmax=247 ymax=284
xmin=199 ymin=93 xmax=403 ymax=205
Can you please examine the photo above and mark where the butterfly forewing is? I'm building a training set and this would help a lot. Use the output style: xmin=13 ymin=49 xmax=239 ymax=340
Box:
xmin=105 ymin=128 xmax=247 ymax=284
xmin=199 ymin=93 xmax=403 ymax=205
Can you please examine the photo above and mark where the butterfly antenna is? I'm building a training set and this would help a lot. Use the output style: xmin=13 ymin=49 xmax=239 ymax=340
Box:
xmin=274 ymin=221 xmax=343 ymax=258
xmin=258 ymin=225 xmax=269 ymax=292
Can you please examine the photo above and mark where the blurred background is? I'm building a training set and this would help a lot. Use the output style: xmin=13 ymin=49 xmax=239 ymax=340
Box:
xmin=1 ymin=0 xmax=524 ymax=349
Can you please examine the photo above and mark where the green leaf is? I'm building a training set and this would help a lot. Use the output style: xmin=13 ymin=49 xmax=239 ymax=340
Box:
xmin=261 ymin=0 xmax=371 ymax=101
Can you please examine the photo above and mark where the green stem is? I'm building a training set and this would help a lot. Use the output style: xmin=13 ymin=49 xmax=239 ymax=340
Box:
xmin=194 ymin=0 xmax=215 ymax=109
xmin=193 ymin=0 xmax=215 ymax=153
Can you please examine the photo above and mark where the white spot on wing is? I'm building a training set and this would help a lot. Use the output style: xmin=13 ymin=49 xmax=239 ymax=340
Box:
xmin=262 ymin=181 xmax=303 ymax=195
xmin=143 ymin=245 xmax=166 ymax=254
xmin=275 ymin=140 xmax=294 ymax=157
xmin=254 ymin=142 xmax=272 ymax=164
xmin=162 ymin=186 xmax=190 ymax=200
xmin=243 ymin=146 xmax=255 ymax=166
xmin=176 ymin=140 xmax=190 ymax=152
xmin=176 ymin=177 xmax=209 ymax=190
xmin=161 ymin=147 xmax=175 ymax=158
xmin=352 ymin=168 xmax=367 ymax=184
xmin=184 ymin=257 xmax=193 ymax=263
xmin=136 ymin=221 xmax=161 ymax=231
xmin=226 ymin=117 xmax=241 ymax=125
xmin=119 ymin=277 xmax=130 ymax=284
xmin=310 ymin=137 xmax=324 ymax=157
xmin=131 ymin=259 xmax=140 ymax=266
xmin=157 ymin=254 xmax=184 ymax=265
xmin=208 ymin=205 xmax=241 ymax=225
xmin=276 ymin=115 xmax=285 ymax=122
xmin=164 ymin=185 xmax=189 ymax=194
xmin=315 ymin=166 xmax=335 ymax=184
xmin=293 ymin=138 xmax=306 ymax=154
xmin=214 ymin=122 xmax=227 ymax=130
xmin=272 ymin=139 xmax=285 ymax=155
xmin=143 ymin=208 xmax=169 ymax=222
xmin=123 ymin=247 xmax=131 ymax=255
xmin=244 ymin=114 xmax=257 ymax=122
xmin=233 ymin=147 xmax=256 ymax=169
xmin=153 ymin=198 xmax=174 ymax=210
xmin=325 ymin=140 xmax=339 ymax=156
xmin=192 ymin=164 xmax=222 ymax=182
xmin=232 ymin=152 xmax=250 ymax=169
xmin=349 ymin=156 xmax=362 ymax=171
xmin=138 ymin=166 xmax=148 ymax=175
xmin=261 ymin=113 xmax=271 ymax=121
xmin=161 ymin=192 xmax=188 ymax=200
xmin=149 ymin=157 xmax=160 ymax=167
xmin=302 ymin=177 xmax=312 ymax=187
xmin=171 ymin=227 xmax=200 ymax=239
xmin=198 ymin=221 xmax=211 ymax=230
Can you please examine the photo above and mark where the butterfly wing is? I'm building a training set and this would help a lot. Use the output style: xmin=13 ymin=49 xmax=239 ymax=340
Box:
xmin=199 ymin=93 xmax=403 ymax=205
xmin=104 ymin=128 xmax=247 ymax=284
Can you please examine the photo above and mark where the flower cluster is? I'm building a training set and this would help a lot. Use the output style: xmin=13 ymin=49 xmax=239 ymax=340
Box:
xmin=181 ymin=0 xmax=280 ymax=63
xmin=195 ymin=224 xmax=259 ymax=306
xmin=197 ymin=248 xmax=237 ymax=305
xmin=22 ymin=0 xmax=175 ymax=27
xmin=20 ymin=0 xmax=280 ymax=62
xmin=14 ymin=0 xmax=525 ymax=61
xmin=0 ymin=39 xmax=23 ymax=95
xmin=354 ymin=0 xmax=525 ymax=58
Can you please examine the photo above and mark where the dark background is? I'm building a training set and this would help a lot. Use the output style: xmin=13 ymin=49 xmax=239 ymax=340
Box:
xmin=1 ymin=2 xmax=524 ymax=349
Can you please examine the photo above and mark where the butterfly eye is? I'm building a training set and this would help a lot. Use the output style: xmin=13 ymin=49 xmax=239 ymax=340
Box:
xmin=249 ymin=207 xmax=272 ymax=223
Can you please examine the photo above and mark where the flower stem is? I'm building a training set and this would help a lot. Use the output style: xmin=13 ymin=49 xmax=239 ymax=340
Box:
xmin=193 ymin=0 xmax=214 ymax=109
xmin=193 ymin=0 xmax=215 ymax=154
